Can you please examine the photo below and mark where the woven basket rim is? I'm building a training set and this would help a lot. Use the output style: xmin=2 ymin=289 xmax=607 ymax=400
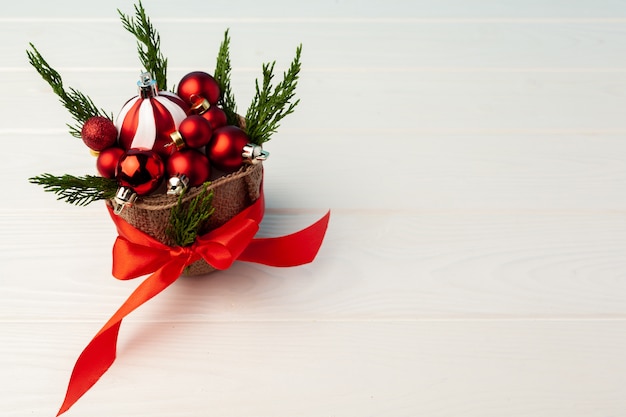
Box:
xmin=113 ymin=163 xmax=262 ymax=211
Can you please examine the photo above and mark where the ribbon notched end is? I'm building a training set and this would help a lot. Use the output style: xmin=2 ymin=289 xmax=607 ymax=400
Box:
xmin=240 ymin=210 xmax=331 ymax=267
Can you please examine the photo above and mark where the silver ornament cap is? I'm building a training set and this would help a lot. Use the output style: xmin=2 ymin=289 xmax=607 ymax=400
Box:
xmin=167 ymin=174 xmax=190 ymax=196
xmin=113 ymin=186 xmax=137 ymax=215
xmin=137 ymin=71 xmax=158 ymax=98
xmin=242 ymin=143 xmax=269 ymax=164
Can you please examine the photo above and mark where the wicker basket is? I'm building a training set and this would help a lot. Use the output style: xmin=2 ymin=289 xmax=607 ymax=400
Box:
xmin=106 ymin=162 xmax=264 ymax=276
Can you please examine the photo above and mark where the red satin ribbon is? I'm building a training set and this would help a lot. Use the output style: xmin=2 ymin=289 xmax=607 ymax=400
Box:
xmin=57 ymin=192 xmax=330 ymax=415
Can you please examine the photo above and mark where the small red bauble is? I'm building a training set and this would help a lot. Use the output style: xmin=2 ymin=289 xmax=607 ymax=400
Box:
xmin=166 ymin=149 xmax=211 ymax=187
xmin=206 ymin=125 xmax=250 ymax=172
xmin=177 ymin=71 xmax=221 ymax=105
xmin=200 ymin=106 xmax=228 ymax=130
xmin=81 ymin=116 xmax=118 ymax=151
xmin=96 ymin=147 xmax=125 ymax=178
xmin=116 ymin=149 xmax=164 ymax=195
xmin=175 ymin=115 xmax=213 ymax=149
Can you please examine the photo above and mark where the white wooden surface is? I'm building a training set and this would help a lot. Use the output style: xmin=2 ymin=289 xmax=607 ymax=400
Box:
xmin=2 ymin=1 xmax=626 ymax=416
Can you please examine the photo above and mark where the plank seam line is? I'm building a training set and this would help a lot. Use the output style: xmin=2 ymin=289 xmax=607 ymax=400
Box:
xmin=7 ymin=67 xmax=626 ymax=74
xmin=6 ymin=128 xmax=626 ymax=135
xmin=5 ymin=318 xmax=626 ymax=324
xmin=4 ymin=17 xmax=626 ymax=23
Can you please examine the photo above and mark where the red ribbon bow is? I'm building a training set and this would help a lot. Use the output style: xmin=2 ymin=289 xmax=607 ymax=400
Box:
xmin=57 ymin=192 xmax=330 ymax=415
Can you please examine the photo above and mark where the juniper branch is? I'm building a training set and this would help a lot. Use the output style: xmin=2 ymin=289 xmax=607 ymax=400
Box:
xmin=119 ymin=1 xmax=168 ymax=90
xmin=26 ymin=44 xmax=112 ymax=138
xmin=166 ymin=184 xmax=215 ymax=247
xmin=214 ymin=29 xmax=239 ymax=126
xmin=29 ymin=174 xmax=118 ymax=206
xmin=244 ymin=44 xmax=302 ymax=144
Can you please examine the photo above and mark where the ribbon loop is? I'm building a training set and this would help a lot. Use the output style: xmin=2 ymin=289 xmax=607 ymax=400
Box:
xmin=112 ymin=237 xmax=172 ymax=280
xmin=194 ymin=218 xmax=260 ymax=270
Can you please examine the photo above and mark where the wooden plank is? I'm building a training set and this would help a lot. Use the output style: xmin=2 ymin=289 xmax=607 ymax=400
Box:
xmin=7 ymin=21 xmax=626 ymax=69
xmin=263 ymin=132 xmax=626 ymax=210
xmin=10 ymin=125 xmax=626 ymax=209
xmin=12 ymin=69 xmax=626 ymax=132
xmin=2 ymin=210 xmax=625 ymax=321
xmin=2 ymin=320 xmax=626 ymax=416
xmin=4 ymin=0 xmax=626 ymax=19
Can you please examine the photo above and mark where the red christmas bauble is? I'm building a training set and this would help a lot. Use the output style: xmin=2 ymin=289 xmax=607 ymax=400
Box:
xmin=177 ymin=72 xmax=221 ymax=105
xmin=81 ymin=116 xmax=118 ymax=151
xmin=116 ymin=149 xmax=164 ymax=195
xmin=166 ymin=149 xmax=211 ymax=187
xmin=177 ymin=115 xmax=213 ymax=149
xmin=116 ymin=91 xmax=188 ymax=159
xmin=96 ymin=147 xmax=125 ymax=178
xmin=206 ymin=126 xmax=250 ymax=172
xmin=200 ymin=106 xmax=228 ymax=130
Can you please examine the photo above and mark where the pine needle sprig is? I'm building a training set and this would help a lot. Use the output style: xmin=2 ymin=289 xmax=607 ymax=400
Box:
xmin=119 ymin=1 xmax=168 ymax=91
xmin=26 ymin=43 xmax=112 ymax=138
xmin=244 ymin=44 xmax=302 ymax=145
xmin=214 ymin=29 xmax=239 ymax=126
xmin=167 ymin=184 xmax=215 ymax=247
xmin=29 ymin=174 xmax=118 ymax=206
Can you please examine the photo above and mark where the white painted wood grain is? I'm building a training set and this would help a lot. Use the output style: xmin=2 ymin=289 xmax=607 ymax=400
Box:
xmin=4 ymin=0 xmax=626 ymax=19
xmin=15 ymin=70 xmax=626 ymax=133
xmin=3 ymin=320 xmax=626 ymax=417
xmin=2 ymin=210 xmax=625 ymax=322
xmin=8 ymin=130 xmax=626 ymax=210
xmin=6 ymin=20 xmax=626 ymax=69
xmin=1 ymin=1 xmax=626 ymax=416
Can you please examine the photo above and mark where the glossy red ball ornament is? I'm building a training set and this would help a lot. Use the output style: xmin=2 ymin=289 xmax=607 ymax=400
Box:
xmin=116 ymin=73 xmax=189 ymax=159
xmin=188 ymin=95 xmax=228 ymax=129
xmin=175 ymin=115 xmax=213 ymax=149
xmin=81 ymin=116 xmax=118 ymax=151
xmin=166 ymin=149 xmax=211 ymax=187
xmin=96 ymin=147 xmax=125 ymax=178
xmin=200 ymin=105 xmax=228 ymax=130
xmin=116 ymin=149 xmax=164 ymax=195
xmin=177 ymin=71 xmax=221 ymax=105
xmin=206 ymin=125 xmax=250 ymax=173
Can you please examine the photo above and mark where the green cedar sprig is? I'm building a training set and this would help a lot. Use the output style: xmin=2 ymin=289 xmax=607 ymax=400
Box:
xmin=29 ymin=174 xmax=118 ymax=206
xmin=119 ymin=1 xmax=168 ymax=91
xmin=26 ymin=43 xmax=112 ymax=138
xmin=214 ymin=29 xmax=239 ymax=126
xmin=244 ymin=44 xmax=302 ymax=145
xmin=166 ymin=184 xmax=215 ymax=247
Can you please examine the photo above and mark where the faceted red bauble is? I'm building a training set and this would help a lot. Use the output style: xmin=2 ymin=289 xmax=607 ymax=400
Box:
xmin=81 ymin=116 xmax=118 ymax=151
xmin=178 ymin=115 xmax=213 ymax=148
xmin=166 ymin=149 xmax=211 ymax=187
xmin=200 ymin=106 xmax=228 ymax=130
xmin=206 ymin=126 xmax=250 ymax=173
xmin=116 ymin=149 xmax=164 ymax=195
xmin=177 ymin=71 xmax=221 ymax=105
xmin=96 ymin=147 xmax=125 ymax=178
xmin=116 ymin=91 xmax=188 ymax=159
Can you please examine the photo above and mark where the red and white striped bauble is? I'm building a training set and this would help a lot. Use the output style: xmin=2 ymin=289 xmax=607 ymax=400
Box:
xmin=116 ymin=91 xmax=189 ymax=159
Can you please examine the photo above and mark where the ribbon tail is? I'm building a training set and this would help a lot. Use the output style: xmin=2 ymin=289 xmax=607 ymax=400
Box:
xmin=57 ymin=259 xmax=187 ymax=416
xmin=56 ymin=323 xmax=120 ymax=416
xmin=238 ymin=211 xmax=331 ymax=267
